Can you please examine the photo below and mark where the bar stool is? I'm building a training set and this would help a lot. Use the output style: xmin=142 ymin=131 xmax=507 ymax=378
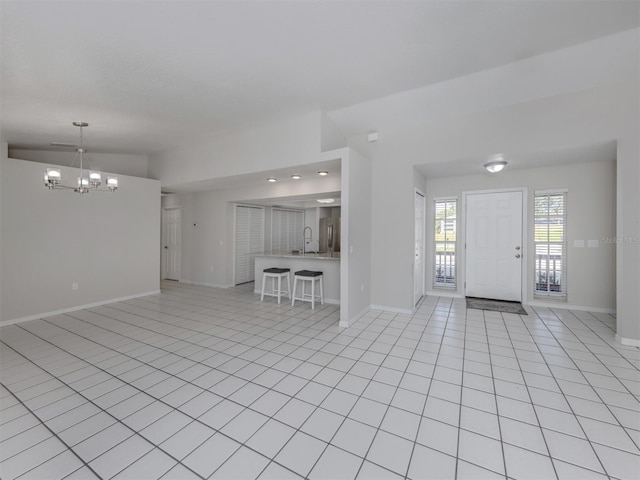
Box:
xmin=261 ymin=268 xmax=291 ymax=304
xmin=291 ymin=270 xmax=323 ymax=309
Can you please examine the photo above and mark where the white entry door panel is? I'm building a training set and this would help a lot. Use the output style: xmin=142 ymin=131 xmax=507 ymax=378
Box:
xmin=162 ymin=208 xmax=181 ymax=281
xmin=466 ymin=191 xmax=522 ymax=301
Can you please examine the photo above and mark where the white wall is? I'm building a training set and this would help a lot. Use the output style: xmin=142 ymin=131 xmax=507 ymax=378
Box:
xmin=146 ymin=32 xmax=639 ymax=342
xmin=150 ymin=111 xmax=324 ymax=188
xmin=1 ymin=156 xmax=161 ymax=323
xmin=9 ymin=149 xmax=150 ymax=178
xmin=321 ymin=111 xmax=348 ymax=152
xmin=340 ymin=148 xmax=372 ymax=326
xmin=425 ymin=160 xmax=616 ymax=310
xmin=161 ymin=174 xmax=341 ymax=288
xmin=348 ymin=80 xmax=638 ymax=340
xmin=0 ymin=144 xmax=5 ymax=320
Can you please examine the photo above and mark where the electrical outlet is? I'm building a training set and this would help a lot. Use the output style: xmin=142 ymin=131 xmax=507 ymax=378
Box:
xmin=72 ymin=283 xmax=78 ymax=290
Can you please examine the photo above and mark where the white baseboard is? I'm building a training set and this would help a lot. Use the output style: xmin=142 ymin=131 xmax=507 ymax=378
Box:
xmin=425 ymin=290 xmax=464 ymax=299
xmin=525 ymin=300 xmax=616 ymax=315
xmin=0 ymin=290 xmax=161 ymax=327
xmin=615 ymin=334 xmax=640 ymax=347
xmin=340 ymin=305 xmax=369 ymax=328
xmin=370 ymin=304 xmax=414 ymax=315
xmin=181 ymin=280 xmax=234 ymax=289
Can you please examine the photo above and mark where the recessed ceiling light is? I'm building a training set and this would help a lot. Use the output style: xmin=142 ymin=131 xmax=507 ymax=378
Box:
xmin=267 ymin=177 xmax=277 ymax=182
xmin=317 ymin=198 xmax=335 ymax=204
xmin=318 ymin=171 xmax=328 ymax=176
xmin=291 ymin=174 xmax=301 ymax=180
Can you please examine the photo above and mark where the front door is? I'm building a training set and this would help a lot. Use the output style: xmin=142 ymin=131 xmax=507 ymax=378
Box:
xmin=162 ymin=208 xmax=181 ymax=281
xmin=465 ymin=191 xmax=523 ymax=301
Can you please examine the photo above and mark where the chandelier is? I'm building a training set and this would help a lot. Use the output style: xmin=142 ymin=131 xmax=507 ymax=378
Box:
xmin=43 ymin=122 xmax=118 ymax=193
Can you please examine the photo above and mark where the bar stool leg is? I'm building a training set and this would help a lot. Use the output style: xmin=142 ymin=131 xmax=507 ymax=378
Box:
xmin=319 ymin=276 xmax=324 ymax=305
xmin=291 ymin=276 xmax=298 ymax=306
xmin=260 ymin=274 xmax=266 ymax=301
xmin=311 ymin=277 xmax=315 ymax=310
xmin=286 ymin=273 xmax=291 ymax=300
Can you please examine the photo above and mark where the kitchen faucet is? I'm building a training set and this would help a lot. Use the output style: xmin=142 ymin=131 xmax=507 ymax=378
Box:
xmin=303 ymin=226 xmax=312 ymax=253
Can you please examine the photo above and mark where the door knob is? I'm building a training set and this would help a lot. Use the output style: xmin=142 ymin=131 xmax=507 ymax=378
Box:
xmin=164 ymin=246 xmax=168 ymax=249
xmin=515 ymin=254 xmax=521 ymax=258
xmin=515 ymin=246 xmax=521 ymax=250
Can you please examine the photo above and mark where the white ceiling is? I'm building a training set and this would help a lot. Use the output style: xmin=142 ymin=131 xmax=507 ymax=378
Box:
xmin=162 ymin=158 xmax=341 ymax=193
xmin=1 ymin=1 xmax=638 ymax=155
xmin=415 ymin=141 xmax=617 ymax=179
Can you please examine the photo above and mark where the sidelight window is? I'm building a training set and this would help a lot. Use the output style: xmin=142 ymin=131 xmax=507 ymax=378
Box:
xmin=433 ymin=198 xmax=457 ymax=287
xmin=534 ymin=191 xmax=567 ymax=296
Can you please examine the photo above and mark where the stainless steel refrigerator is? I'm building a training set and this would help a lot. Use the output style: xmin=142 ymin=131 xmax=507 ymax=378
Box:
xmin=319 ymin=217 xmax=341 ymax=254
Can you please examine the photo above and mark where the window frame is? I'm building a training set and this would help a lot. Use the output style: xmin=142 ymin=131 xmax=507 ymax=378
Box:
xmin=533 ymin=189 xmax=567 ymax=298
xmin=433 ymin=197 xmax=457 ymax=288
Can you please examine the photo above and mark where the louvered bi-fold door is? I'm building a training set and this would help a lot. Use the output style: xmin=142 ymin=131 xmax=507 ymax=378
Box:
xmin=234 ymin=205 xmax=264 ymax=285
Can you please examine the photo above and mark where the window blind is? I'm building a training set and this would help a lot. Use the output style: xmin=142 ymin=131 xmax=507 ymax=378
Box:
xmin=534 ymin=191 xmax=567 ymax=297
xmin=272 ymin=208 xmax=304 ymax=254
xmin=234 ymin=205 xmax=264 ymax=285
xmin=433 ymin=198 xmax=457 ymax=287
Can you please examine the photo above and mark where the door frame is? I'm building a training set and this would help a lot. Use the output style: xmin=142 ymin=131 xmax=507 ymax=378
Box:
xmin=462 ymin=187 xmax=528 ymax=304
xmin=414 ymin=189 xmax=426 ymax=307
xmin=161 ymin=207 xmax=181 ymax=281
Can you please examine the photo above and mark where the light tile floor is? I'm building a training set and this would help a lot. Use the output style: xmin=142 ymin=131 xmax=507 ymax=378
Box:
xmin=1 ymin=281 xmax=639 ymax=479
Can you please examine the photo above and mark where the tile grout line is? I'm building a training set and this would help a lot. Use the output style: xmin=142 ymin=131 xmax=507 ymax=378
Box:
xmin=496 ymin=310 xmax=560 ymax=479
xmin=2 ymin=283 xmax=639 ymax=480
xmin=0 ymin=341 xmax=112 ymax=480
xmin=523 ymin=308 xmax=611 ymax=474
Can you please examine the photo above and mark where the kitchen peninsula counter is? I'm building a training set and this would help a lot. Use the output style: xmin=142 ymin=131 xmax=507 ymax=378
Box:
xmin=254 ymin=253 xmax=340 ymax=304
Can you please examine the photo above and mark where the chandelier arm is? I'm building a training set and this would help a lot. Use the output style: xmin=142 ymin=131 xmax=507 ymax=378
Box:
xmin=44 ymin=122 xmax=118 ymax=194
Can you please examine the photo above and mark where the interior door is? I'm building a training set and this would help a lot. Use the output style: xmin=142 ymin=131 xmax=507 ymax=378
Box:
xmin=162 ymin=208 xmax=181 ymax=280
xmin=414 ymin=191 xmax=425 ymax=305
xmin=465 ymin=191 xmax=522 ymax=301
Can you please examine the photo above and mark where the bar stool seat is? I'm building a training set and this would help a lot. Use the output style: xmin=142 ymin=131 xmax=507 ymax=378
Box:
xmin=261 ymin=268 xmax=291 ymax=304
xmin=291 ymin=270 xmax=324 ymax=309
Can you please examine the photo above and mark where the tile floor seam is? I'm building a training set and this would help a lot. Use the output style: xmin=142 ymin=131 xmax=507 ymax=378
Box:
xmin=495 ymin=310 xmax=560 ymax=479
xmin=399 ymin=297 xmax=472 ymax=479
xmin=3 ymin=327 xmax=212 ymax=480
xmin=526 ymin=308 xmax=617 ymax=474
xmin=265 ymin=308 xmax=414 ymax=479
xmin=0 ymin=341 xmax=105 ymax=480
xmin=2 ymin=283 xmax=639 ymax=480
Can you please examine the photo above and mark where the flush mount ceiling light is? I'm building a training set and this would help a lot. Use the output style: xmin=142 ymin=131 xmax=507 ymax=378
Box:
xmin=291 ymin=174 xmax=301 ymax=180
xmin=484 ymin=157 xmax=508 ymax=173
xmin=317 ymin=171 xmax=328 ymax=176
xmin=267 ymin=177 xmax=277 ymax=182
xmin=44 ymin=122 xmax=118 ymax=193
xmin=317 ymin=198 xmax=335 ymax=204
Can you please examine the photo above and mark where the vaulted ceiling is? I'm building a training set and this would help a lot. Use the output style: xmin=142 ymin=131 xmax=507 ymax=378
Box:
xmin=1 ymin=1 xmax=638 ymax=155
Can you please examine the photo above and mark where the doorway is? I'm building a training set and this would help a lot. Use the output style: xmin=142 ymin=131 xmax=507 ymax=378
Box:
xmin=465 ymin=190 xmax=523 ymax=301
xmin=414 ymin=190 xmax=425 ymax=306
xmin=162 ymin=207 xmax=181 ymax=281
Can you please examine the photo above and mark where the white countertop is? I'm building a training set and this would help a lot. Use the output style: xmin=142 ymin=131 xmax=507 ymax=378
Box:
xmin=255 ymin=252 xmax=340 ymax=260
